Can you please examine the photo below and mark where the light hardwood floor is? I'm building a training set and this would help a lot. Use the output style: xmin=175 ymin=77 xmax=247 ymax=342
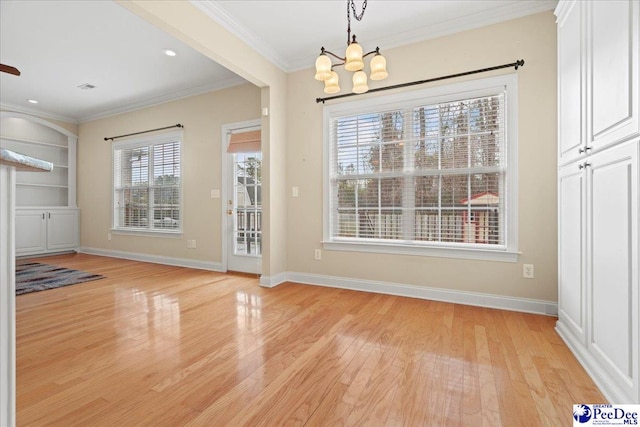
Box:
xmin=16 ymin=253 xmax=604 ymax=426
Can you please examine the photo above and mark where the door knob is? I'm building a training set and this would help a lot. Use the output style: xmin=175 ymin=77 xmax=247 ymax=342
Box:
xmin=227 ymin=209 xmax=233 ymax=215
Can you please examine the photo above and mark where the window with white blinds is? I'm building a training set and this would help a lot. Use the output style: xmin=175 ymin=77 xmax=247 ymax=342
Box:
xmin=112 ymin=131 xmax=182 ymax=233
xmin=324 ymin=75 xmax=518 ymax=261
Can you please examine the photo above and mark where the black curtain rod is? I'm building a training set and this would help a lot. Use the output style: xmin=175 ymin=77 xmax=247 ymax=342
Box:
xmin=104 ymin=124 xmax=184 ymax=141
xmin=316 ymin=59 xmax=525 ymax=104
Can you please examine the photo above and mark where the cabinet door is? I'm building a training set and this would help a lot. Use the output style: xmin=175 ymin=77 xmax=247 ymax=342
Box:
xmin=558 ymin=162 xmax=587 ymax=343
xmin=15 ymin=210 xmax=46 ymax=255
xmin=558 ymin=0 xmax=585 ymax=165
xmin=588 ymin=140 xmax=639 ymax=403
xmin=47 ymin=209 xmax=79 ymax=251
xmin=589 ymin=0 xmax=639 ymax=149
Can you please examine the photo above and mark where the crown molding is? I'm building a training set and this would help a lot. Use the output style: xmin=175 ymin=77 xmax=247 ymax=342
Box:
xmin=255 ymin=0 xmax=558 ymax=73
xmin=0 ymin=102 xmax=79 ymax=125
xmin=78 ymin=76 xmax=246 ymax=123
xmin=187 ymin=1 xmax=557 ymax=73
xmin=191 ymin=0 xmax=290 ymax=72
xmin=376 ymin=1 xmax=557 ymax=51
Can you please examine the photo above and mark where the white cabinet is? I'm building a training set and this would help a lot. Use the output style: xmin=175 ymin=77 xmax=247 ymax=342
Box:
xmin=557 ymin=0 xmax=584 ymax=165
xmin=556 ymin=0 xmax=640 ymax=404
xmin=589 ymin=143 xmax=638 ymax=401
xmin=15 ymin=209 xmax=79 ymax=256
xmin=588 ymin=1 xmax=639 ymax=149
xmin=558 ymin=160 xmax=586 ymax=343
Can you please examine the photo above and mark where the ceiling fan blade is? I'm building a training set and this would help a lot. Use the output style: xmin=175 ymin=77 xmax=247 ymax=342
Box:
xmin=0 ymin=64 xmax=21 ymax=76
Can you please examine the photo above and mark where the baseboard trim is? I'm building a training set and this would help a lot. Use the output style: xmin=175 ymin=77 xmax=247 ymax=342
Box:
xmin=259 ymin=272 xmax=287 ymax=288
xmin=555 ymin=321 xmax=635 ymax=404
xmin=286 ymin=271 xmax=558 ymax=316
xmin=79 ymin=247 xmax=224 ymax=272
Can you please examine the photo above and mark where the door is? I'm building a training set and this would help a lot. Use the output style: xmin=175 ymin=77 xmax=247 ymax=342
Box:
xmin=557 ymin=161 xmax=587 ymax=344
xmin=47 ymin=209 xmax=79 ymax=251
xmin=224 ymin=122 xmax=262 ymax=274
xmin=588 ymin=141 xmax=638 ymax=402
xmin=15 ymin=209 xmax=46 ymax=255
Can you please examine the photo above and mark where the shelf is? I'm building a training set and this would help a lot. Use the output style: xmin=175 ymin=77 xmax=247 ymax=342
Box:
xmin=16 ymin=183 xmax=69 ymax=189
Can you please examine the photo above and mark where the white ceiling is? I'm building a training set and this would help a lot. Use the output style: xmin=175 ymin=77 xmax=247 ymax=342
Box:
xmin=0 ymin=0 xmax=557 ymax=124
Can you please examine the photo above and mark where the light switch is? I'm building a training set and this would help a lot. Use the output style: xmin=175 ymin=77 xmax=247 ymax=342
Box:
xmin=211 ymin=189 xmax=220 ymax=199
xmin=292 ymin=186 xmax=299 ymax=197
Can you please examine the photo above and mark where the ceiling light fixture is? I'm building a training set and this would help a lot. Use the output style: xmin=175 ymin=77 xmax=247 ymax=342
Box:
xmin=27 ymin=99 xmax=38 ymax=104
xmin=162 ymin=48 xmax=177 ymax=57
xmin=315 ymin=0 xmax=388 ymax=95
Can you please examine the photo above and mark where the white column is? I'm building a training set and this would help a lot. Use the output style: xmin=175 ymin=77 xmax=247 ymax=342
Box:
xmin=0 ymin=164 xmax=16 ymax=427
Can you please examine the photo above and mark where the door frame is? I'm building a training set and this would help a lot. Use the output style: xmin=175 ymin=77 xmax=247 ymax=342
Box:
xmin=220 ymin=119 xmax=262 ymax=273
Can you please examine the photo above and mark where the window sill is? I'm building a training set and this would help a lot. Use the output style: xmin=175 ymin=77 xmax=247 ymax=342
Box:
xmin=322 ymin=240 xmax=520 ymax=263
xmin=110 ymin=228 xmax=183 ymax=239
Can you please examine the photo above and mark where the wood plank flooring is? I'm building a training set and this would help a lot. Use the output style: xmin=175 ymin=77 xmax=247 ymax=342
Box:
xmin=16 ymin=253 xmax=605 ymax=426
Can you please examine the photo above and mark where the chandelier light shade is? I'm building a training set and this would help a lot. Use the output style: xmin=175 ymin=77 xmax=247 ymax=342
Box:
xmin=352 ymin=71 xmax=368 ymax=94
xmin=324 ymin=71 xmax=341 ymax=94
xmin=314 ymin=0 xmax=388 ymax=94
xmin=369 ymin=54 xmax=388 ymax=80
xmin=314 ymin=54 xmax=332 ymax=81
xmin=344 ymin=39 xmax=364 ymax=71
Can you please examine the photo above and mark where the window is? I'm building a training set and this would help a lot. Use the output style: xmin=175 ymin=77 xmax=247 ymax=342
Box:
xmin=112 ymin=131 xmax=182 ymax=234
xmin=323 ymin=75 xmax=518 ymax=261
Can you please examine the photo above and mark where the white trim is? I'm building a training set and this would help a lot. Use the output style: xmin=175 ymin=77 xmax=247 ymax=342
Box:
xmin=259 ymin=272 xmax=287 ymax=288
xmin=78 ymin=78 xmax=245 ymax=123
xmin=322 ymin=241 xmax=520 ymax=263
xmin=109 ymin=229 xmax=182 ymax=239
xmin=323 ymin=74 xmax=519 ymax=261
xmin=1 ymin=103 xmax=78 ymax=125
xmin=286 ymin=271 xmax=557 ymax=316
xmin=0 ymin=111 xmax=77 ymax=139
xmin=79 ymin=247 xmax=224 ymax=272
xmin=192 ymin=0 xmax=289 ymax=72
xmin=556 ymin=321 xmax=629 ymax=404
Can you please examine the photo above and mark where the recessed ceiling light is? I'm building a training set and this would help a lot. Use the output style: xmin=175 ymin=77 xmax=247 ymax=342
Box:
xmin=163 ymin=48 xmax=177 ymax=57
xmin=27 ymin=99 xmax=38 ymax=104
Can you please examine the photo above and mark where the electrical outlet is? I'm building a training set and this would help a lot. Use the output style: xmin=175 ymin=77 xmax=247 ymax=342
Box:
xmin=523 ymin=264 xmax=534 ymax=279
xmin=192 ymin=239 xmax=196 ymax=249
xmin=314 ymin=249 xmax=322 ymax=260
xmin=108 ymin=233 xmax=111 ymax=241
xmin=292 ymin=186 xmax=299 ymax=197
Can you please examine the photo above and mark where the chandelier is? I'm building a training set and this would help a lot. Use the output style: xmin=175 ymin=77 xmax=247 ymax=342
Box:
xmin=314 ymin=0 xmax=388 ymax=94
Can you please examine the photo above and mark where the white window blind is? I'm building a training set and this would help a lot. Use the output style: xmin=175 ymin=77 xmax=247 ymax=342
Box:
xmin=325 ymin=75 xmax=518 ymax=259
xmin=112 ymin=132 xmax=182 ymax=233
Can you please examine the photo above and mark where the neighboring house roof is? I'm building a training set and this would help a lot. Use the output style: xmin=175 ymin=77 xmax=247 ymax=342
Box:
xmin=237 ymin=177 xmax=262 ymax=206
xmin=460 ymin=192 xmax=499 ymax=205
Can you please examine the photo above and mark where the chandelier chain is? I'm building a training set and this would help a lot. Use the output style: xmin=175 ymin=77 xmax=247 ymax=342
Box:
xmin=350 ymin=0 xmax=367 ymax=21
xmin=346 ymin=0 xmax=367 ymax=45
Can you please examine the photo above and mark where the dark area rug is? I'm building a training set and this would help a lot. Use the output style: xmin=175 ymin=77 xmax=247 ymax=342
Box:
xmin=16 ymin=262 xmax=105 ymax=295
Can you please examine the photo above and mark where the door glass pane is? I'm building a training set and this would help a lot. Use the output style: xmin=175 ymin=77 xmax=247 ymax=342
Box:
xmin=234 ymin=152 xmax=262 ymax=256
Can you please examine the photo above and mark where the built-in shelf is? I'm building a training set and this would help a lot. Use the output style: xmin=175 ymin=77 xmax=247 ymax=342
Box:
xmin=0 ymin=133 xmax=76 ymax=208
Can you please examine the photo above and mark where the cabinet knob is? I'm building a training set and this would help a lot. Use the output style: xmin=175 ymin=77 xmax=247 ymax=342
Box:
xmin=578 ymin=146 xmax=592 ymax=154
xmin=578 ymin=162 xmax=591 ymax=170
